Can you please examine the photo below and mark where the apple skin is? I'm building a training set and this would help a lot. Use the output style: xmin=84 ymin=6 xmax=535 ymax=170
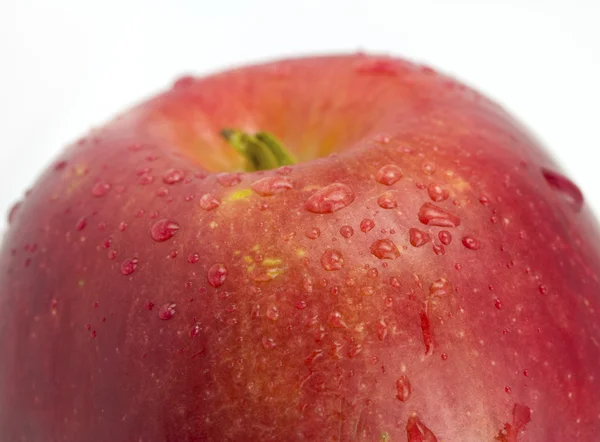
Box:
xmin=1 ymin=54 xmax=600 ymax=442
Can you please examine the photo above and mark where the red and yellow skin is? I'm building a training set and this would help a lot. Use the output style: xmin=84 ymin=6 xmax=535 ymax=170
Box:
xmin=1 ymin=54 xmax=599 ymax=441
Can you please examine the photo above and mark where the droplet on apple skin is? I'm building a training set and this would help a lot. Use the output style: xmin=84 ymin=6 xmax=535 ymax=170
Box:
xmin=370 ymin=239 xmax=400 ymax=259
xmin=376 ymin=164 xmax=403 ymax=185
xmin=328 ymin=311 xmax=347 ymax=328
xmin=304 ymin=183 xmax=355 ymax=214
xmin=266 ymin=305 xmax=279 ymax=321
xmin=367 ymin=268 xmax=378 ymax=279
xmin=377 ymin=194 xmax=398 ymax=209
xmin=438 ymin=230 xmax=452 ymax=245
xmin=162 ymin=168 xmax=184 ymax=184
xmin=396 ymin=375 xmax=412 ymax=402
xmin=150 ymin=219 xmax=180 ymax=242
xmin=188 ymin=253 xmax=199 ymax=263
xmin=355 ymin=57 xmax=401 ymax=76
xmin=7 ymin=201 xmax=21 ymax=224
xmin=189 ymin=322 xmax=201 ymax=338
xmin=207 ymin=263 xmax=228 ymax=288
xmin=406 ymin=413 xmax=438 ymax=442
xmin=199 ymin=194 xmax=220 ymax=210
xmin=418 ymin=203 xmax=461 ymax=227
xmin=321 ymin=249 xmax=344 ymax=271
xmin=91 ymin=181 xmax=111 ymax=197
xmin=158 ymin=302 xmax=176 ymax=320
xmin=541 ymin=167 xmax=584 ymax=212
xmin=138 ymin=173 xmax=154 ymax=185
xmin=462 ymin=236 xmax=481 ymax=250
xmin=419 ymin=310 xmax=434 ymax=355
xmin=429 ymin=278 xmax=451 ymax=297
xmin=75 ymin=217 xmax=87 ymax=231
xmin=120 ymin=257 xmax=138 ymax=275
xmin=251 ymin=176 xmax=294 ymax=196
xmin=427 ymin=183 xmax=449 ymax=202
xmin=305 ymin=227 xmax=321 ymax=239
xmin=340 ymin=225 xmax=354 ymax=238
xmin=360 ymin=219 xmax=375 ymax=233
xmin=262 ymin=336 xmax=277 ymax=350
xmin=409 ymin=228 xmax=431 ymax=247
xmin=216 ymin=172 xmax=242 ymax=187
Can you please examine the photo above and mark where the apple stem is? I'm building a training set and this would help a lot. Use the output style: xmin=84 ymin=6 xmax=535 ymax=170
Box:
xmin=220 ymin=128 xmax=296 ymax=171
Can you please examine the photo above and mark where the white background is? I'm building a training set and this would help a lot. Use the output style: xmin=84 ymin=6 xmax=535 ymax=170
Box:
xmin=1 ymin=0 xmax=599 ymax=228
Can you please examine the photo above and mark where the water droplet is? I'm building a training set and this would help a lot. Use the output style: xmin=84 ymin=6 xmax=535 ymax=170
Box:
xmin=360 ymin=219 xmax=375 ymax=233
xmin=538 ymin=284 xmax=548 ymax=295
xmin=427 ymin=183 xmax=449 ymax=202
xmin=158 ymin=302 xmax=176 ymax=320
xmin=370 ymin=239 xmax=400 ymax=259
xmin=376 ymin=164 xmax=403 ymax=185
xmin=92 ymin=181 xmax=111 ymax=197
xmin=75 ymin=217 xmax=87 ymax=231
xmin=367 ymin=268 xmax=379 ymax=279
xmin=188 ymin=253 xmax=199 ymax=263
xmin=108 ymin=250 xmax=117 ymax=260
xmin=54 ymin=160 xmax=68 ymax=170
xmin=138 ymin=174 xmax=154 ymax=185
xmin=207 ymin=263 xmax=227 ymax=288
xmin=156 ymin=187 xmax=169 ymax=197
xmin=199 ymin=194 xmax=220 ymax=210
xmin=418 ymin=203 xmax=461 ymax=227
xmin=377 ymin=194 xmax=398 ymax=209
xmin=389 ymin=276 xmax=401 ymax=288
xmin=216 ymin=172 xmax=242 ymax=187
xmin=189 ymin=322 xmax=201 ymax=337
xmin=505 ymin=386 xmax=512 ymax=394
xmin=7 ymin=201 xmax=21 ymax=224
xmin=421 ymin=162 xmax=436 ymax=175
xmin=409 ymin=228 xmax=431 ymax=247
xmin=347 ymin=344 xmax=363 ymax=358
xmin=406 ymin=414 xmax=437 ymax=442
xmin=494 ymin=299 xmax=503 ymax=310
xmin=296 ymin=300 xmax=307 ymax=309
xmin=304 ymin=183 xmax=355 ymax=214
xmin=340 ymin=225 xmax=354 ymax=238
xmin=376 ymin=318 xmax=389 ymax=341
xmin=120 ymin=257 xmax=138 ymax=275
xmin=251 ymin=176 xmax=294 ymax=196
xmin=321 ymin=249 xmax=345 ymax=271
xmin=305 ymin=227 xmax=321 ymax=239
xmin=429 ymin=278 xmax=451 ymax=297
xmin=361 ymin=286 xmax=374 ymax=296
xmin=441 ymin=353 xmax=448 ymax=360
xmin=355 ymin=57 xmax=400 ymax=76
xmin=432 ymin=243 xmax=445 ymax=255
xmin=119 ymin=221 xmax=128 ymax=232
xmin=419 ymin=311 xmax=434 ymax=355
xmin=479 ymin=195 xmax=491 ymax=206
xmin=162 ymin=168 xmax=184 ymax=184
xmin=396 ymin=375 xmax=412 ymax=402
xmin=262 ymin=336 xmax=277 ymax=350
xmin=150 ymin=219 xmax=180 ymax=242
xmin=541 ymin=168 xmax=584 ymax=212
xmin=266 ymin=305 xmax=280 ymax=321
xmin=304 ymin=349 xmax=323 ymax=365
xmin=461 ymin=236 xmax=480 ymax=250
xmin=438 ymin=230 xmax=452 ymax=245
xmin=328 ymin=311 xmax=347 ymax=328
xmin=173 ymin=75 xmax=194 ymax=89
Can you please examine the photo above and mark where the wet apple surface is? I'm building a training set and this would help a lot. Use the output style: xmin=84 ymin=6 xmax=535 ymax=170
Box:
xmin=1 ymin=54 xmax=599 ymax=441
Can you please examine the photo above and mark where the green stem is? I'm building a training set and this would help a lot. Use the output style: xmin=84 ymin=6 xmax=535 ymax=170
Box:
xmin=220 ymin=128 xmax=296 ymax=171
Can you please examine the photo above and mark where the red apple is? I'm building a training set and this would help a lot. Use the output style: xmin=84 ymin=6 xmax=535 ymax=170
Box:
xmin=1 ymin=54 xmax=599 ymax=441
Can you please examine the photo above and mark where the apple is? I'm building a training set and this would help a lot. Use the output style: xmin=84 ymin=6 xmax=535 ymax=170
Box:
xmin=1 ymin=53 xmax=599 ymax=441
